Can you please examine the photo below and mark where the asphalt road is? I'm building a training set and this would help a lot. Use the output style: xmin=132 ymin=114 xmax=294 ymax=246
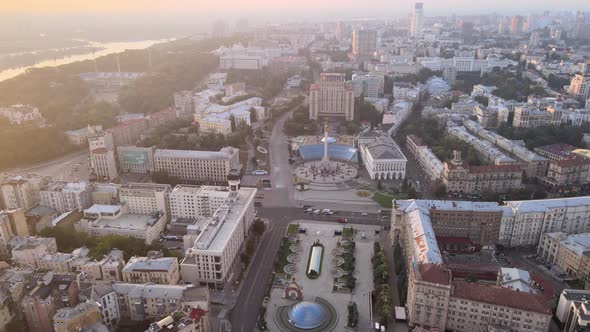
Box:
xmin=265 ymin=109 xmax=297 ymax=207
xmin=11 ymin=149 xmax=90 ymax=182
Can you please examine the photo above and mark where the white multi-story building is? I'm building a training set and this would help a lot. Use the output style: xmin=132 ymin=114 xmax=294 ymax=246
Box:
xmin=119 ymin=182 xmax=170 ymax=217
xmin=40 ymin=181 xmax=92 ymax=213
xmin=169 ymin=185 xmax=233 ymax=220
xmin=220 ymin=55 xmax=266 ymax=70
xmin=64 ymin=125 xmax=103 ymax=145
xmin=0 ymin=104 xmax=45 ymax=126
xmin=194 ymin=97 xmax=265 ymax=135
xmin=122 ymin=256 xmax=180 ymax=285
xmin=409 ymin=3 xmax=424 ymax=37
xmin=359 ymin=135 xmax=407 ymax=180
xmin=153 ymin=147 xmax=241 ymax=184
xmin=351 ymin=72 xmax=383 ymax=98
xmin=569 ymin=74 xmax=590 ymax=101
xmin=382 ymin=100 xmax=413 ymax=135
xmin=406 ymin=135 xmax=443 ymax=181
xmin=88 ymin=131 xmax=115 ymax=151
xmin=90 ymin=148 xmax=118 ymax=182
xmin=556 ymin=289 xmax=590 ymax=331
xmin=309 ymin=73 xmax=355 ymax=121
xmin=1 ymin=175 xmax=50 ymax=210
xmin=173 ymin=90 xmax=194 ymax=115
xmin=75 ymin=204 xmax=167 ymax=245
xmin=180 ymin=185 xmax=256 ymax=289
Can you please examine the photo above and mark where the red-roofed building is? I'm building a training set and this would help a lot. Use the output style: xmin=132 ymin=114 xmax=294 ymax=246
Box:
xmin=447 ymin=280 xmax=551 ymax=332
xmin=539 ymin=155 xmax=590 ymax=188
xmin=442 ymin=150 xmax=523 ymax=194
xmin=147 ymin=108 xmax=177 ymax=129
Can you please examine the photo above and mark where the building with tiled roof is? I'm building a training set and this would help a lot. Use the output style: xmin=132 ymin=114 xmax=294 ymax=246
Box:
xmin=442 ymin=150 xmax=523 ymax=194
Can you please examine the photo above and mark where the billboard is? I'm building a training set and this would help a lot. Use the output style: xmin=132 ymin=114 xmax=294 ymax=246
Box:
xmin=121 ymin=150 xmax=149 ymax=166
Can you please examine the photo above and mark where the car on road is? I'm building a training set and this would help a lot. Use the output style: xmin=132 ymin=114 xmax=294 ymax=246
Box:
xmin=338 ymin=218 xmax=348 ymax=223
xmin=305 ymin=208 xmax=313 ymax=213
xmin=361 ymin=212 xmax=368 ymax=216
xmin=313 ymin=209 xmax=321 ymax=215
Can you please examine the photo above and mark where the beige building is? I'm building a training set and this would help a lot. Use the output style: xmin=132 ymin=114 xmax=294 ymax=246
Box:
xmin=154 ymin=147 xmax=241 ymax=184
xmin=113 ymin=283 xmax=210 ymax=324
xmin=538 ymin=232 xmax=590 ymax=278
xmin=442 ymin=151 xmax=523 ymax=194
xmin=1 ymin=175 xmax=49 ymax=210
xmin=540 ymin=157 xmax=590 ymax=188
xmin=53 ymin=301 xmax=102 ymax=332
xmin=391 ymin=200 xmax=552 ymax=332
xmin=122 ymin=256 xmax=180 ymax=285
xmin=309 ymin=73 xmax=355 ymax=121
xmin=569 ymin=74 xmax=590 ymax=101
xmin=512 ymin=105 xmax=562 ymax=128
xmin=9 ymin=236 xmax=57 ymax=267
xmin=79 ymin=249 xmax=125 ymax=282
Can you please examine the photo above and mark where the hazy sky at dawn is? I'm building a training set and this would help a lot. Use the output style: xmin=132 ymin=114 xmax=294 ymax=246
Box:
xmin=2 ymin=0 xmax=588 ymax=15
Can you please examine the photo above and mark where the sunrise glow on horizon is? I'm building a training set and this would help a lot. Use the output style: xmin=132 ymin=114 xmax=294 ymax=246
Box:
xmin=1 ymin=0 xmax=588 ymax=14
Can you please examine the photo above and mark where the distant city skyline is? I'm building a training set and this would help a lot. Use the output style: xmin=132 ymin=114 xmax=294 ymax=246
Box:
xmin=1 ymin=0 xmax=589 ymax=16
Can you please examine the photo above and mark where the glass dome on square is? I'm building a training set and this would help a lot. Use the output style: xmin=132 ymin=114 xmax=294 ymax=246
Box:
xmin=287 ymin=301 xmax=327 ymax=329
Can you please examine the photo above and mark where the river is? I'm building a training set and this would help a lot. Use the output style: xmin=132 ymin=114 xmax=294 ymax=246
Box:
xmin=0 ymin=39 xmax=169 ymax=82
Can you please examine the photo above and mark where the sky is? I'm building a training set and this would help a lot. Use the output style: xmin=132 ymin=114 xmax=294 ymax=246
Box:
xmin=1 ymin=0 xmax=588 ymax=15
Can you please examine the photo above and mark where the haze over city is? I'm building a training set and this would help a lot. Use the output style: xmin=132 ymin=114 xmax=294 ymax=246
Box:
xmin=1 ymin=1 xmax=590 ymax=332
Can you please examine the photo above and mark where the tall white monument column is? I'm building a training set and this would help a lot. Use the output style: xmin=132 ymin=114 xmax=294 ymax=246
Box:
xmin=322 ymin=121 xmax=329 ymax=163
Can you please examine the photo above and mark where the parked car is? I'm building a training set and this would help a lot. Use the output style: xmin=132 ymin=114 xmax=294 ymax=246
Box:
xmin=338 ymin=218 xmax=348 ymax=223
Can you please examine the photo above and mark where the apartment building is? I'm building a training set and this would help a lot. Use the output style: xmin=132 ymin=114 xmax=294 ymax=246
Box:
xmin=391 ymin=200 xmax=552 ymax=332
xmin=122 ymin=256 xmax=180 ymax=285
xmin=154 ymin=148 xmax=241 ymax=184
xmin=39 ymin=181 xmax=93 ymax=213
xmin=405 ymin=135 xmax=443 ymax=181
xmin=90 ymin=148 xmax=119 ymax=181
xmin=169 ymin=185 xmax=234 ymax=220
xmin=556 ymin=289 xmax=590 ymax=331
xmin=9 ymin=236 xmax=58 ymax=267
xmin=119 ymin=182 xmax=170 ymax=216
xmin=53 ymin=301 xmax=102 ymax=332
xmin=442 ymin=151 xmax=523 ymax=194
xmin=569 ymin=74 xmax=590 ymax=101
xmin=538 ymin=232 xmax=590 ymax=278
xmin=113 ymin=283 xmax=209 ymax=324
xmin=1 ymin=175 xmax=50 ymax=210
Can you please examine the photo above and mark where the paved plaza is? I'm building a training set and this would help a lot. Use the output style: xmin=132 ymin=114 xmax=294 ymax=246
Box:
xmin=266 ymin=221 xmax=380 ymax=332
xmin=295 ymin=160 xmax=358 ymax=184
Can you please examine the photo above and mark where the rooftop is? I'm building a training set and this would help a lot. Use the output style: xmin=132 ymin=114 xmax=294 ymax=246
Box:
xmin=452 ymin=280 xmax=551 ymax=315
xmin=54 ymin=301 xmax=99 ymax=321
xmin=506 ymin=196 xmax=590 ymax=213
xmin=122 ymin=256 xmax=177 ymax=272
xmin=154 ymin=147 xmax=238 ymax=160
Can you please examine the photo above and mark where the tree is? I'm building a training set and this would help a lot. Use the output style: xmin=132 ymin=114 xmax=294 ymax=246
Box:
xmin=474 ymin=95 xmax=489 ymax=106
xmin=249 ymin=107 xmax=258 ymax=123
xmin=252 ymin=219 xmax=266 ymax=235
xmin=229 ymin=115 xmax=237 ymax=132
xmin=241 ymin=252 xmax=251 ymax=266
xmin=434 ymin=182 xmax=448 ymax=198
xmin=246 ymin=238 xmax=256 ymax=256
xmin=377 ymin=180 xmax=383 ymax=191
